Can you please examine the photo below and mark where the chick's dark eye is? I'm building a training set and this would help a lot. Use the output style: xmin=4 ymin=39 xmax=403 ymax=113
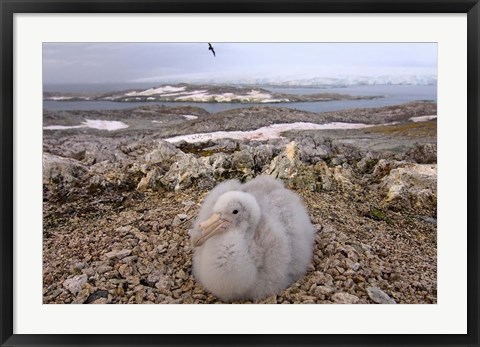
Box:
xmin=232 ymin=209 xmax=239 ymax=215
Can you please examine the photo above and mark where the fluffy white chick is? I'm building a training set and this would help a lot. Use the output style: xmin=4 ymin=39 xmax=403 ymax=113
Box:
xmin=190 ymin=176 xmax=314 ymax=302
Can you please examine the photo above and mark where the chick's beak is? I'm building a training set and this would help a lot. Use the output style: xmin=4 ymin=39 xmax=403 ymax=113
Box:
xmin=193 ymin=213 xmax=230 ymax=247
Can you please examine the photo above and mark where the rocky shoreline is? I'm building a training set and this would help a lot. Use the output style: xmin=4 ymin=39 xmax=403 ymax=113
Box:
xmin=43 ymin=102 xmax=437 ymax=304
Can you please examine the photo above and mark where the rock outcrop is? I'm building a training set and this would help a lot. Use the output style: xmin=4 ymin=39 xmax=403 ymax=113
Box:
xmin=43 ymin=137 xmax=438 ymax=212
xmin=380 ymin=163 xmax=437 ymax=212
xmin=43 ymin=153 xmax=87 ymax=183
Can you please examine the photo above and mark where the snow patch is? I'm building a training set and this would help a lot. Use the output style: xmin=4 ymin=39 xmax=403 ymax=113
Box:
xmin=43 ymin=125 xmax=84 ymax=130
xmin=83 ymin=119 xmax=129 ymax=131
xmin=48 ymin=96 xmax=74 ymax=101
xmin=182 ymin=115 xmax=198 ymax=120
xmin=173 ymin=89 xmax=286 ymax=103
xmin=247 ymin=90 xmax=272 ymax=99
xmin=107 ymin=87 xmax=289 ymax=103
xmin=214 ymin=93 xmax=236 ymax=102
xmin=410 ymin=115 xmax=437 ymax=122
xmin=175 ymin=92 xmax=211 ymax=102
xmin=125 ymin=85 xmax=186 ymax=97
xmin=44 ymin=119 xmax=129 ymax=131
xmin=164 ymin=122 xmax=375 ymax=143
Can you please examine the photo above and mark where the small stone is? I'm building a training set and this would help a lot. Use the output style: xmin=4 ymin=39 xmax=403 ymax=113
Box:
xmin=419 ymin=216 xmax=437 ymax=224
xmin=96 ymin=264 xmax=113 ymax=274
xmin=128 ymin=275 xmax=141 ymax=287
xmin=315 ymin=285 xmax=333 ymax=297
xmin=157 ymin=242 xmax=168 ymax=254
xmin=82 ymin=267 xmax=95 ymax=276
xmin=155 ymin=275 xmax=172 ymax=292
xmin=137 ymin=260 xmax=154 ymax=275
xmin=133 ymin=231 xmax=149 ymax=242
xmin=192 ymin=293 xmax=206 ymax=300
xmin=147 ymin=291 xmax=156 ymax=302
xmin=44 ymin=273 xmax=54 ymax=284
xmin=172 ymin=214 xmax=188 ymax=226
xmin=121 ymin=255 xmax=138 ymax=263
xmin=172 ymin=289 xmax=182 ymax=298
xmin=105 ymin=250 xmax=118 ymax=260
xmin=147 ymin=269 xmax=165 ymax=286
xmin=331 ymin=292 xmax=359 ymax=304
xmin=50 ymin=289 xmax=63 ymax=299
xmin=180 ymin=282 xmax=193 ymax=293
xmin=115 ymin=249 xmax=132 ymax=259
xmin=300 ymin=295 xmax=317 ymax=303
xmin=115 ymin=225 xmax=134 ymax=234
xmin=352 ymin=275 xmax=365 ymax=284
xmin=74 ymin=288 xmax=91 ymax=304
xmin=259 ymin=295 xmax=277 ymax=304
xmin=135 ymin=290 xmax=145 ymax=304
xmin=105 ymin=249 xmax=132 ymax=260
xmin=73 ymin=262 xmax=85 ymax=270
xmin=183 ymin=201 xmax=195 ymax=212
xmin=91 ymin=297 xmax=108 ymax=304
xmin=367 ymin=287 xmax=397 ymax=304
xmin=176 ymin=269 xmax=187 ymax=280
xmin=110 ymin=279 xmax=127 ymax=285
xmin=85 ymin=289 xmax=109 ymax=304
xmin=347 ymin=251 xmax=359 ymax=262
xmin=390 ymin=273 xmax=402 ymax=282
xmin=344 ymin=279 xmax=354 ymax=289
xmin=118 ymin=264 xmax=133 ymax=278
xmin=63 ymin=274 xmax=87 ymax=295
xmin=351 ymin=262 xmax=361 ymax=271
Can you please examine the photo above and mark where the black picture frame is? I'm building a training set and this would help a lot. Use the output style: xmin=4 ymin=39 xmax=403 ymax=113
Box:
xmin=1 ymin=1 xmax=479 ymax=346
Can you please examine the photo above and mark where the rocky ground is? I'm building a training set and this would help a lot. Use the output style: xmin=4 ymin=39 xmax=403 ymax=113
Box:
xmin=43 ymin=102 xmax=437 ymax=304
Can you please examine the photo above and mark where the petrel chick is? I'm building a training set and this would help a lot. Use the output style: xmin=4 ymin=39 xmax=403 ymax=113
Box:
xmin=190 ymin=175 xmax=315 ymax=302
xmin=208 ymin=43 xmax=216 ymax=57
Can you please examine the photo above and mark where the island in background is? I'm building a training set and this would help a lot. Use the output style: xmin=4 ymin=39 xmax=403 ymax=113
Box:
xmin=43 ymin=83 xmax=382 ymax=103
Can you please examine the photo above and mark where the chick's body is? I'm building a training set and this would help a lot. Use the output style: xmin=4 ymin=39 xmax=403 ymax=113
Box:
xmin=191 ymin=176 xmax=315 ymax=302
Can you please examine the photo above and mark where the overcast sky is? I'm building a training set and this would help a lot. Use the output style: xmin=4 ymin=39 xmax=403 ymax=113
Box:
xmin=43 ymin=43 xmax=437 ymax=85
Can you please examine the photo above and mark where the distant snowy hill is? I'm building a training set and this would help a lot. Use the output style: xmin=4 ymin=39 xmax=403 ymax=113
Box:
xmin=225 ymin=75 xmax=437 ymax=87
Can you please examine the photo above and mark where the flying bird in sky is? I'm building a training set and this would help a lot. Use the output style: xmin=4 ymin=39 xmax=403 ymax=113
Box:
xmin=208 ymin=43 xmax=216 ymax=57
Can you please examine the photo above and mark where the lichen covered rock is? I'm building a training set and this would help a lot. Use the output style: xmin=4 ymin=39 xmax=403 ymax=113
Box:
xmin=381 ymin=163 xmax=437 ymax=212
xmin=43 ymin=153 xmax=87 ymax=183
xmin=161 ymin=154 xmax=214 ymax=190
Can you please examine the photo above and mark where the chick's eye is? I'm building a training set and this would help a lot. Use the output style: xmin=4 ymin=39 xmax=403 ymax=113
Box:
xmin=232 ymin=209 xmax=239 ymax=215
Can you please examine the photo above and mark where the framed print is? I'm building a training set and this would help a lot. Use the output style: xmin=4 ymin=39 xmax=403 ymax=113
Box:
xmin=1 ymin=1 xmax=479 ymax=346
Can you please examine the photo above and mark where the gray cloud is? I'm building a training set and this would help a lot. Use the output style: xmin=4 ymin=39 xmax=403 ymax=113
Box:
xmin=43 ymin=42 xmax=437 ymax=84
